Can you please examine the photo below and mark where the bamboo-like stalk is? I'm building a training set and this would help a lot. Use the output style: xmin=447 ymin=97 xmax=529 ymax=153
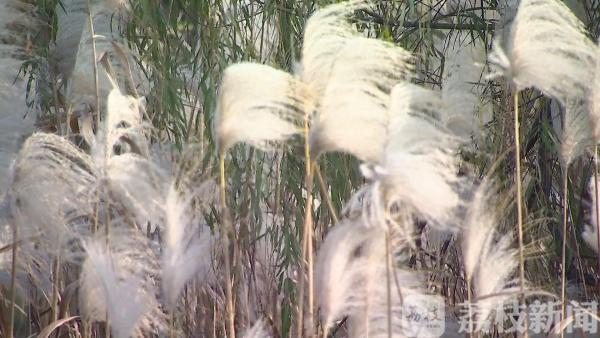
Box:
xmin=315 ymin=165 xmax=339 ymax=225
xmin=593 ymin=145 xmax=600 ymax=279
xmin=82 ymin=317 xmax=91 ymax=338
xmin=560 ymin=167 xmax=569 ymax=338
xmin=219 ymin=151 xmax=236 ymax=338
xmin=514 ymin=92 xmax=526 ymax=293
xmin=297 ymin=112 xmax=315 ymax=337
xmin=86 ymin=0 xmax=100 ymax=129
xmin=86 ymin=0 xmax=100 ymax=235
xmin=169 ymin=310 xmax=176 ymax=338
xmin=106 ymin=315 xmax=111 ymax=338
xmin=8 ymin=218 xmax=18 ymax=338
xmin=50 ymin=254 xmax=61 ymax=325
xmin=467 ymin=279 xmax=473 ymax=338
xmin=513 ymin=91 xmax=528 ymax=336
xmin=385 ymin=231 xmax=392 ymax=338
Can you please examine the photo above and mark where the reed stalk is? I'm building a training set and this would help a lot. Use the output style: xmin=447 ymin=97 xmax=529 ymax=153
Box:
xmin=513 ymin=91 xmax=528 ymax=336
xmin=385 ymin=232 xmax=392 ymax=338
xmin=8 ymin=218 xmax=18 ymax=338
xmin=219 ymin=151 xmax=236 ymax=338
xmin=560 ymin=166 xmax=568 ymax=338
xmin=50 ymin=255 xmax=61 ymax=325
xmin=593 ymin=145 xmax=600 ymax=280
xmin=297 ymin=110 xmax=315 ymax=337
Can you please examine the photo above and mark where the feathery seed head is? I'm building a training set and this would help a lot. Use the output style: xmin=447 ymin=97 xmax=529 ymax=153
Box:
xmin=215 ymin=62 xmax=314 ymax=152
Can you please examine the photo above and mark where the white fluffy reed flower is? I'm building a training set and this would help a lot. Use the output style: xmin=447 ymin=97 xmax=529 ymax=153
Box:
xmin=90 ymin=87 xmax=148 ymax=161
xmin=242 ymin=320 xmax=270 ymax=338
xmin=299 ymin=0 xmax=368 ymax=94
xmin=215 ymin=63 xmax=314 ymax=152
xmin=302 ymin=0 xmax=414 ymax=162
xmin=84 ymin=87 xmax=161 ymax=228
xmin=9 ymin=133 xmax=95 ymax=255
xmin=488 ymin=0 xmax=596 ymax=100
xmin=442 ymin=32 xmax=489 ymax=140
xmin=309 ymin=37 xmax=413 ymax=162
xmin=315 ymin=219 xmax=383 ymax=332
xmin=104 ymin=87 xmax=148 ymax=155
xmin=162 ymin=183 xmax=215 ymax=310
xmin=80 ymin=231 xmax=163 ymax=338
xmin=378 ymin=83 xmax=465 ymax=232
xmin=347 ymin=268 xmax=443 ymax=338
xmin=104 ymin=153 xmax=167 ymax=228
xmin=462 ymin=180 xmax=496 ymax=282
xmin=488 ymin=0 xmax=597 ymax=165
xmin=461 ymin=180 xmax=519 ymax=329
xmin=316 ymin=218 xmax=437 ymax=337
xmin=215 ymin=1 xmax=414 ymax=159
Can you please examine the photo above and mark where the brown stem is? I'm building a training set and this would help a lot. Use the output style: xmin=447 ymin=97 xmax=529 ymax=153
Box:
xmin=8 ymin=217 xmax=18 ymax=338
xmin=560 ymin=166 xmax=569 ymax=338
xmin=593 ymin=146 xmax=600 ymax=285
xmin=315 ymin=164 xmax=339 ymax=225
xmin=219 ymin=152 xmax=236 ymax=338
xmin=513 ymin=91 xmax=528 ymax=337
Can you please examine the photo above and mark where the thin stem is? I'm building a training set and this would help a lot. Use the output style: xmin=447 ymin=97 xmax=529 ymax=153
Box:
xmin=50 ymin=255 xmax=61 ymax=325
xmin=82 ymin=318 xmax=90 ymax=338
xmin=560 ymin=167 xmax=569 ymax=338
xmin=315 ymin=165 xmax=339 ymax=225
xmin=385 ymin=232 xmax=392 ymax=338
xmin=297 ymin=112 xmax=315 ymax=337
xmin=593 ymin=145 xmax=600 ymax=281
xmin=307 ymin=176 xmax=315 ymax=330
xmin=87 ymin=0 xmax=100 ymax=236
xmin=296 ymin=228 xmax=307 ymax=338
xmin=8 ymin=219 xmax=18 ymax=338
xmin=513 ymin=91 xmax=528 ymax=336
xmin=219 ymin=152 xmax=236 ymax=338
xmin=169 ymin=311 xmax=175 ymax=338
xmin=105 ymin=315 xmax=110 ymax=338
xmin=86 ymin=0 xmax=100 ymax=128
xmin=467 ymin=279 xmax=473 ymax=338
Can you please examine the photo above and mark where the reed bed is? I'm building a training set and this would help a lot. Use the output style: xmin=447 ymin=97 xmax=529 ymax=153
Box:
xmin=0 ymin=0 xmax=600 ymax=337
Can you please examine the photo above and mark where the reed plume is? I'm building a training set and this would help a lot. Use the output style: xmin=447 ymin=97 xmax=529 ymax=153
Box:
xmin=461 ymin=180 xmax=520 ymax=330
xmin=9 ymin=133 xmax=95 ymax=255
xmin=380 ymin=83 xmax=465 ymax=232
xmin=487 ymin=2 xmax=596 ymax=331
xmin=242 ymin=320 xmax=270 ymax=338
xmin=162 ymin=183 xmax=215 ymax=311
xmin=488 ymin=0 xmax=596 ymax=165
xmin=299 ymin=0 xmax=368 ymax=94
xmin=315 ymin=219 xmax=382 ymax=333
xmin=441 ymin=32 xmax=488 ymax=140
xmin=80 ymin=230 xmax=163 ymax=338
xmin=316 ymin=217 xmax=440 ymax=338
xmin=215 ymin=63 xmax=313 ymax=152
xmin=309 ymin=36 xmax=413 ymax=162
